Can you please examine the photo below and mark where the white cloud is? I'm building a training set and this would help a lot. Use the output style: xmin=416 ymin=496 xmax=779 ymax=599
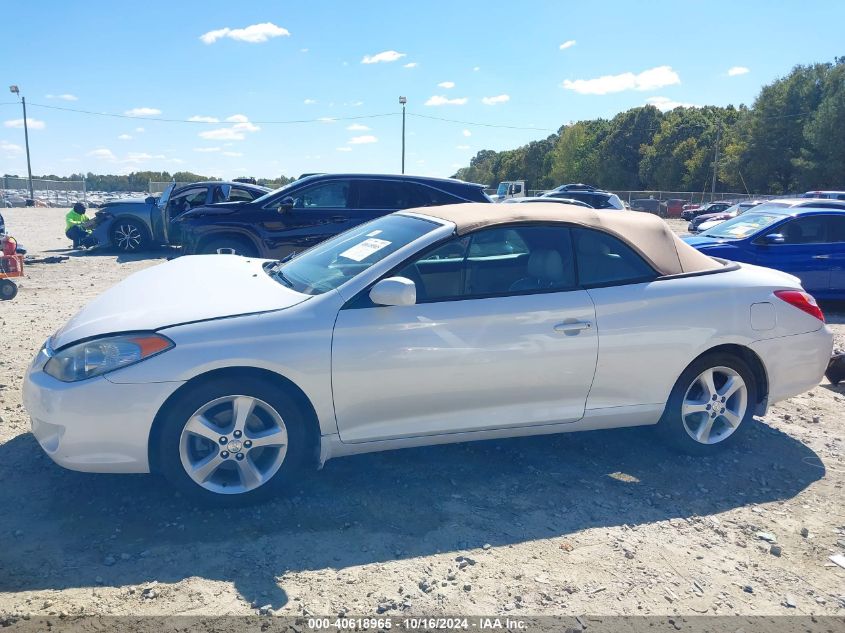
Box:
xmin=481 ymin=94 xmax=510 ymax=105
xmin=346 ymin=123 xmax=370 ymax=131
xmin=88 ymin=148 xmax=116 ymax=161
xmin=123 ymin=152 xmax=165 ymax=164
xmin=199 ymin=128 xmax=245 ymax=141
xmin=462 ymin=129 xmax=471 ymax=137
xmin=424 ymin=95 xmax=468 ymax=106
xmin=188 ymin=115 xmax=220 ymax=123
xmin=300 ymin=48 xmax=309 ymax=53
xmin=226 ymin=114 xmax=260 ymax=132
xmin=118 ymin=134 xmax=133 ymax=140
xmin=135 ymin=127 xmax=145 ymax=133
xmin=349 ymin=100 xmax=364 ymax=106
xmin=124 ymin=107 xmax=161 ymax=117
xmin=562 ymin=65 xmax=681 ymax=95
xmin=317 ymin=117 xmax=336 ymax=124
xmin=456 ymin=145 xmax=470 ymax=150
xmin=362 ymin=50 xmax=406 ymax=64
xmin=438 ymin=81 xmax=455 ymax=89
xmin=336 ymin=147 xmax=352 ymax=152
xmin=200 ymin=22 xmax=290 ymax=44
xmin=303 ymin=99 xmax=317 ymax=105
xmin=4 ymin=118 xmax=46 ymax=130
xmin=193 ymin=147 xmax=222 ymax=153
xmin=472 ymin=66 xmax=480 ymax=72
xmin=645 ymin=96 xmax=695 ymax=112
xmin=222 ymin=151 xmax=243 ymax=157
xmin=0 ymin=140 xmax=22 ymax=153
xmin=559 ymin=40 xmax=576 ymax=50
xmin=403 ymin=62 xmax=418 ymax=68
xmin=728 ymin=66 xmax=750 ymax=76
xmin=349 ymin=135 xmax=378 ymax=144
xmin=45 ymin=93 xmax=78 ymax=101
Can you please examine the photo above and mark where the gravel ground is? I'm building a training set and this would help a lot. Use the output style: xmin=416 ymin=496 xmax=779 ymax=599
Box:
xmin=1 ymin=207 xmax=844 ymax=618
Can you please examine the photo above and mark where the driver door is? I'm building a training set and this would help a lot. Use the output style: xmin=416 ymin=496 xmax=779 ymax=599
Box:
xmin=331 ymin=224 xmax=599 ymax=444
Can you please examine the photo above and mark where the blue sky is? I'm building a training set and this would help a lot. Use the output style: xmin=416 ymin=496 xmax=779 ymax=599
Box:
xmin=1 ymin=0 xmax=843 ymax=181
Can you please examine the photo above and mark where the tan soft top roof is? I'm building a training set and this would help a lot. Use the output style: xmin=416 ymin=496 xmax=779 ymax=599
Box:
xmin=407 ymin=202 xmax=720 ymax=276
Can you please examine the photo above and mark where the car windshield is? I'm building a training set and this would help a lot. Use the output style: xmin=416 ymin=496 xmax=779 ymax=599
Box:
xmin=156 ymin=182 xmax=176 ymax=209
xmin=250 ymin=179 xmax=306 ymax=206
xmin=266 ymin=214 xmax=440 ymax=295
xmin=700 ymin=212 xmax=785 ymax=239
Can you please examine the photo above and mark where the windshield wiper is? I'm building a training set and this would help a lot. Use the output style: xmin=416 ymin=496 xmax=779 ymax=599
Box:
xmin=264 ymin=261 xmax=294 ymax=288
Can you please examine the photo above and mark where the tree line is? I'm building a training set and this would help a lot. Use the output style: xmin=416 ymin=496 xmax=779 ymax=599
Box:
xmin=453 ymin=57 xmax=845 ymax=195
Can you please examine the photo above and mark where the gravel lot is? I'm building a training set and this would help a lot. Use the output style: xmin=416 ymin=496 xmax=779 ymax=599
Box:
xmin=1 ymin=207 xmax=844 ymax=618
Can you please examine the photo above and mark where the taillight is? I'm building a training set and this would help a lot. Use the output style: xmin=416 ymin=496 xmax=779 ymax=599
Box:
xmin=774 ymin=289 xmax=825 ymax=322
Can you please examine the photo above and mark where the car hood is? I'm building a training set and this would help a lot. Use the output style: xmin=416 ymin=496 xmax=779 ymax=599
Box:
xmin=51 ymin=255 xmax=308 ymax=349
xmin=681 ymin=234 xmax=741 ymax=250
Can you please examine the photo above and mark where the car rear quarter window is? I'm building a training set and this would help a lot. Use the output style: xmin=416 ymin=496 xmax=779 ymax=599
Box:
xmin=573 ymin=228 xmax=656 ymax=286
xmin=356 ymin=180 xmax=413 ymax=209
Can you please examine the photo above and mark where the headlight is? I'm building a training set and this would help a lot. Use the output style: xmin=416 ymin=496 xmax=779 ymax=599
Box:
xmin=44 ymin=333 xmax=174 ymax=382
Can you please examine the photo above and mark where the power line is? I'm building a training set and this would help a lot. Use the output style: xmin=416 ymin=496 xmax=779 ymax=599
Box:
xmin=21 ymin=102 xmax=400 ymax=125
xmin=409 ymin=112 xmax=555 ymax=131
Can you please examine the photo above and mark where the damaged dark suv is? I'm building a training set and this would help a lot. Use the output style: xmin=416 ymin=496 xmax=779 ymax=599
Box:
xmin=176 ymin=173 xmax=491 ymax=259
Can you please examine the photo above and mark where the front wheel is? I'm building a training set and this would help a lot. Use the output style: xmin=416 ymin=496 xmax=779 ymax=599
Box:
xmin=0 ymin=279 xmax=18 ymax=300
xmin=657 ymin=353 xmax=757 ymax=455
xmin=156 ymin=378 xmax=309 ymax=505
xmin=110 ymin=218 xmax=148 ymax=252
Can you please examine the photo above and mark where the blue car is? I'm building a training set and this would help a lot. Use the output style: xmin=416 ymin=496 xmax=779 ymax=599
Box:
xmin=682 ymin=206 xmax=845 ymax=300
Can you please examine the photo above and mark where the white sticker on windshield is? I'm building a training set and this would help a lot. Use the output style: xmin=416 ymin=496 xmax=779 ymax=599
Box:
xmin=339 ymin=238 xmax=391 ymax=262
xmin=366 ymin=230 xmax=383 ymax=237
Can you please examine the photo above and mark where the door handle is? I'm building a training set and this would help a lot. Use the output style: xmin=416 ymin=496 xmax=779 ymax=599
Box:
xmin=331 ymin=215 xmax=347 ymax=223
xmin=812 ymin=254 xmax=831 ymax=260
xmin=554 ymin=320 xmax=592 ymax=333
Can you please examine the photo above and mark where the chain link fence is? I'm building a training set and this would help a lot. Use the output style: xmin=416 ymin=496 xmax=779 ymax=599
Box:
xmin=1 ymin=177 xmax=86 ymax=208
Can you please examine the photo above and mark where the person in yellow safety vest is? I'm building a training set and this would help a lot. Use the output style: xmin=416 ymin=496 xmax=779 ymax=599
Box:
xmin=65 ymin=202 xmax=95 ymax=249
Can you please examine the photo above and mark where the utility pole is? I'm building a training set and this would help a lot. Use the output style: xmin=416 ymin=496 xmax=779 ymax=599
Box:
xmin=711 ymin=123 xmax=721 ymax=202
xmin=9 ymin=85 xmax=34 ymax=202
xmin=399 ymin=96 xmax=407 ymax=174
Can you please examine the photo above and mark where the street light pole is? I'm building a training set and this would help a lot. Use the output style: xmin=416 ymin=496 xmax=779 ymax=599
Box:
xmin=399 ymin=96 xmax=407 ymax=174
xmin=9 ymin=85 xmax=34 ymax=202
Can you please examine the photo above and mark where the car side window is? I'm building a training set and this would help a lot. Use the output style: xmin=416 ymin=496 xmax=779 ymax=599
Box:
xmin=228 ymin=187 xmax=258 ymax=202
xmin=293 ymin=180 xmax=351 ymax=209
xmin=356 ymin=180 xmax=412 ymax=209
xmin=827 ymin=216 xmax=845 ymax=243
xmin=573 ymin=228 xmax=656 ymax=286
xmin=169 ymin=187 xmax=208 ymax=217
xmin=772 ymin=216 xmax=828 ymax=244
xmin=394 ymin=224 xmax=576 ymax=303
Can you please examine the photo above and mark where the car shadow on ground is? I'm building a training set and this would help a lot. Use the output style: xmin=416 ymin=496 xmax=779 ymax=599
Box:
xmin=0 ymin=420 xmax=824 ymax=610
xmin=40 ymin=247 xmax=174 ymax=264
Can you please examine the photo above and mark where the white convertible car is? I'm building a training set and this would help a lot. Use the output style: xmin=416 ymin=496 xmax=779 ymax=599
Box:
xmin=23 ymin=203 xmax=832 ymax=504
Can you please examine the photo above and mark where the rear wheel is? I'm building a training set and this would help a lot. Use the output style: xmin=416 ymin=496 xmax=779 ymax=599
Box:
xmin=111 ymin=218 xmax=148 ymax=252
xmin=657 ymin=353 xmax=756 ymax=455
xmin=157 ymin=377 xmax=309 ymax=505
xmin=201 ymin=237 xmax=258 ymax=257
xmin=0 ymin=279 xmax=17 ymax=300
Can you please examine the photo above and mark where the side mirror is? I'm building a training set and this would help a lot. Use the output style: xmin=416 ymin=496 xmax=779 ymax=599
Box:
xmin=145 ymin=196 xmax=156 ymax=205
xmin=278 ymin=197 xmax=295 ymax=213
xmin=369 ymin=277 xmax=416 ymax=307
xmin=763 ymin=233 xmax=785 ymax=245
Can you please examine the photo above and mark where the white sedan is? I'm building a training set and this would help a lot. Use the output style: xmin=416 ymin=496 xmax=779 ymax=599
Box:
xmin=23 ymin=203 xmax=832 ymax=504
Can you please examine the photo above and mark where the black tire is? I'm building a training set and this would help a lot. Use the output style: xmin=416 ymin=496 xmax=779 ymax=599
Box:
xmin=656 ymin=352 xmax=757 ymax=455
xmin=156 ymin=376 xmax=309 ymax=506
xmin=110 ymin=218 xmax=149 ymax=252
xmin=0 ymin=279 xmax=17 ymax=301
xmin=201 ymin=236 xmax=259 ymax=257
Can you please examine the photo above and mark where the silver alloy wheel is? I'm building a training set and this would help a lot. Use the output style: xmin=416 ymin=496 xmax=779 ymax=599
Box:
xmin=681 ymin=366 xmax=748 ymax=445
xmin=113 ymin=223 xmax=142 ymax=251
xmin=178 ymin=395 xmax=288 ymax=495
